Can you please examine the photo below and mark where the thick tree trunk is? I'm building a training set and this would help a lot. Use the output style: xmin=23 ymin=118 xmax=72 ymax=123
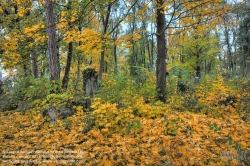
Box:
xmin=31 ymin=52 xmax=39 ymax=78
xmin=46 ymin=0 xmax=59 ymax=81
xmin=156 ymin=0 xmax=167 ymax=103
xmin=62 ymin=42 xmax=73 ymax=89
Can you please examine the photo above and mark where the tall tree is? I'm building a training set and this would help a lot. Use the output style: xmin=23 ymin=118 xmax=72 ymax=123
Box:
xmin=62 ymin=42 xmax=73 ymax=89
xmin=98 ymin=1 xmax=113 ymax=81
xmin=156 ymin=0 xmax=167 ymax=102
xmin=153 ymin=0 xmax=231 ymax=102
xmin=46 ymin=0 xmax=60 ymax=82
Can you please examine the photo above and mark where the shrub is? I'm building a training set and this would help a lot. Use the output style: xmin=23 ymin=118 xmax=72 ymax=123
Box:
xmin=0 ymin=77 xmax=50 ymax=111
xmin=96 ymin=69 xmax=156 ymax=107
xmin=41 ymin=93 xmax=69 ymax=111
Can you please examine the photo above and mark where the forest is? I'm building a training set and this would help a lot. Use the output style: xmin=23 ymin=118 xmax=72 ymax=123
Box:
xmin=0 ymin=0 xmax=249 ymax=165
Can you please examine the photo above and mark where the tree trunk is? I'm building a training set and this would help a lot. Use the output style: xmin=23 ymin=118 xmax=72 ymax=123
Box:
xmin=114 ymin=43 xmax=118 ymax=73
xmin=196 ymin=65 xmax=201 ymax=78
xmin=41 ymin=49 xmax=47 ymax=77
xmin=113 ymin=29 xmax=118 ymax=73
xmin=76 ymin=41 xmax=82 ymax=90
xmin=156 ymin=0 xmax=167 ymax=103
xmin=225 ymin=27 xmax=233 ymax=73
xmin=62 ymin=42 xmax=73 ymax=89
xmin=196 ymin=54 xmax=201 ymax=77
xmin=245 ymin=34 xmax=250 ymax=76
xmin=77 ymin=56 xmax=81 ymax=80
xmin=46 ymin=0 xmax=60 ymax=81
xmin=129 ymin=14 xmax=138 ymax=76
xmin=146 ymin=37 xmax=152 ymax=68
xmin=98 ymin=4 xmax=112 ymax=81
xmin=77 ymin=27 xmax=82 ymax=80
xmin=98 ymin=50 xmax=105 ymax=81
xmin=31 ymin=52 xmax=39 ymax=78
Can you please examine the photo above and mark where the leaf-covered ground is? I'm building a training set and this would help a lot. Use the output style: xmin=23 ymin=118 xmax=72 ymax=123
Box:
xmin=0 ymin=74 xmax=250 ymax=165
xmin=0 ymin=104 xmax=249 ymax=166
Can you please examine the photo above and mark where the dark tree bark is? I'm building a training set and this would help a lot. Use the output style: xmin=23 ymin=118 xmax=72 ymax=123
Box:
xmin=98 ymin=3 xmax=112 ymax=81
xmin=156 ymin=0 xmax=167 ymax=103
xmin=31 ymin=52 xmax=39 ymax=78
xmin=46 ymin=0 xmax=60 ymax=81
xmin=225 ymin=26 xmax=233 ymax=73
xmin=62 ymin=42 xmax=73 ymax=89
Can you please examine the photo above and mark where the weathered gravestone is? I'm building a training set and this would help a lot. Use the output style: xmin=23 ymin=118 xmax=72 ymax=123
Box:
xmin=245 ymin=57 xmax=250 ymax=77
xmin=83 ymin=68 xmax=98 ymax=96
xmin=194 ymin=76 xmax=200 ymax=84
xmin=60 ymin=108 xmax=72 ymax=119
xmin=48 ymin=105 xmax=57 ymax=124
xmin=177 ymin=81 xmax=186 ymax=92
xmin=18 ymin=101 xmax=30 ymax=112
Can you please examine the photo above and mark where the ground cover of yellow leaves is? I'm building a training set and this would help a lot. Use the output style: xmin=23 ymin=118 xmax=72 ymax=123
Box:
xmin=0 ymin=102 xmax=249 ymax=166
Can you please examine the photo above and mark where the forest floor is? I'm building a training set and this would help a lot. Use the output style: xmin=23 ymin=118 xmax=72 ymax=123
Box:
xmin=0 ymin=70 xmax=250 ymax=166
xmin=0 ymin=103 xmax=249 ymax=166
